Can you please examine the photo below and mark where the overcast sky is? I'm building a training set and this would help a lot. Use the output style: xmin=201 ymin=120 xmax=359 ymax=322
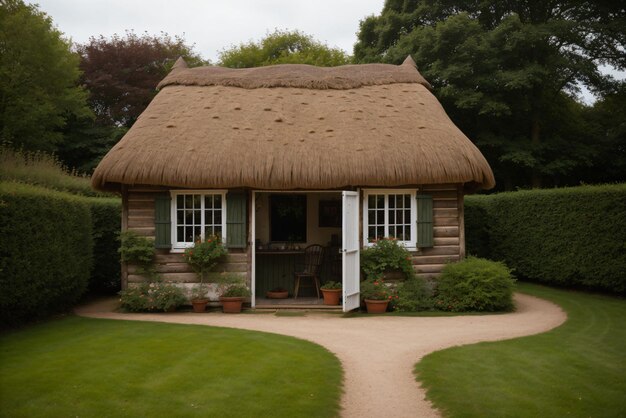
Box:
xmin=33 ymin=0 xmax=384 ymax=62
xmin=31 ymin=0 xmax=623 ymax=103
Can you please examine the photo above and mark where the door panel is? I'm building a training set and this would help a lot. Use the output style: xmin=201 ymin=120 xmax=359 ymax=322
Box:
xmin=342 ymin=191 xmax=360 ymax=312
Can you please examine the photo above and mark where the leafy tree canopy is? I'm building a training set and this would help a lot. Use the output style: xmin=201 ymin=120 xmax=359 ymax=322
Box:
xmin=76 ymin=31 xmax=206 ymax=128
xmin=219 ymin=29 xmax=351 ymax=68
xmin=354 ymin=0 xmax=625 ymax=188
xmin=0 ymin=0 xmax=90 ymax=152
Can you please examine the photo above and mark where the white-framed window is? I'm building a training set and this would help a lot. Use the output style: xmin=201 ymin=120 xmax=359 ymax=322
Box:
xmin=362 ymin=189 xmax=417 ymax=248
xmin=170 ymin=190 xmax=227 ymax=249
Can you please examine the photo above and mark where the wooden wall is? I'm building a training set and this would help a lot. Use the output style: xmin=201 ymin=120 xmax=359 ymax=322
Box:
xmin=411 ymin=183 xmax=464 ymax=279
xmin=122 ymin=184 xmax=465 ymax=288
xmin=123 ymin=188 xmax=249 ymax=289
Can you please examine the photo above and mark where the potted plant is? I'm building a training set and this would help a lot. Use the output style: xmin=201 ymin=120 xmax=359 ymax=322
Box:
xmin=220 ymin=283 xmax=251 ymax=313
xmin=182 ymin=235 xmax=228 ymax=313
xmin=320 ymin=281 xmax=342 ymax=305
xmin=360 ymin=278 xmax=396 ymax=313
xmin=266 ymin=287 xmax=289 ymax=299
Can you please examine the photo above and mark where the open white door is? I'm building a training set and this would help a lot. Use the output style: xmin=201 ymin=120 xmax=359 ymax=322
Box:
xmin=342 ymin=191 xmax=360 ymax=312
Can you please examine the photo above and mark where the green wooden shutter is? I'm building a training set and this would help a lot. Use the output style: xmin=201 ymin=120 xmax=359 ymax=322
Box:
xmin=226 ymin=191 xmax=248 ymax=248
xmin=416 ymin=194 xmax=433 ymax=248
xmin=154 ymin=194 xmax=171 ymax=249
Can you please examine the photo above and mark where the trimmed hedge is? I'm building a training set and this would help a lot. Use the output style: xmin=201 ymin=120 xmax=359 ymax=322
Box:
xmin=465 ymin=184 xmax=626 ymax=294
xmin=0 ymin=182 xmax=93 ymax=325
xmin=85 ymin=197 xmax=121 ymax=294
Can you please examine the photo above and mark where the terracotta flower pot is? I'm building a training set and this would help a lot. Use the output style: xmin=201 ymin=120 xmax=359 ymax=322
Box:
xmin=364 ymin=299 xmax=389 ymax=314
xmin=321 ymin=288 xmax=341 ymax=305
xmin=266 ymin=290 xmax=289 ymax=299
xmin=220 ymin=296 xmax=245 ymax=313
xmin=191 ymin=299 xmax=208 ymax=313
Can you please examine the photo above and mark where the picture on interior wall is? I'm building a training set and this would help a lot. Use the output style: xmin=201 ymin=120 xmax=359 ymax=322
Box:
xmin=319 ymin=200 xmax=341 ymax=228
xmin=270 ymin=194 xmax=307 ymax=242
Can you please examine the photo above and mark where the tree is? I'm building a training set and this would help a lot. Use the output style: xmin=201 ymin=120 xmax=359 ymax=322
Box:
xmin=76 ymin=32 xmax=206 ymax=128
xmin=219 ymin=29 xmax=351 ymax=68
xmin=0 ymin=0 xmax=90 ymax=152
xmin=354 ymin=1 xmax=625 ymax=189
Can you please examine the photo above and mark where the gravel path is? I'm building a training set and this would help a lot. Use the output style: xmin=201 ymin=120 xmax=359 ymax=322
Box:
xmin=75 ymin=293 xmax=566 ymax=417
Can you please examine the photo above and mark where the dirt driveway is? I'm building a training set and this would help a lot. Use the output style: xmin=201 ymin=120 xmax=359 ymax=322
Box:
xmin=76 ymin=293 xmax=566 ymax=417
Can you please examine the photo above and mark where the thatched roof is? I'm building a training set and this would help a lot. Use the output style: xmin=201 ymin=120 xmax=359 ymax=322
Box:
xmin=92 ymin=57 xmax=495 ymax=192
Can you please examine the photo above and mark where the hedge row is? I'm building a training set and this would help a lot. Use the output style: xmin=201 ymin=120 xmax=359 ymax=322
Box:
xmin=0 ymin=182 xmax=93 ymax=325
xmin=465 ymin=184 xmax=626 ymax=294
xmin=0 ymin=182 xmax=121 ymax=326
xmin=85 ymin=197 xmax=121 ymax=294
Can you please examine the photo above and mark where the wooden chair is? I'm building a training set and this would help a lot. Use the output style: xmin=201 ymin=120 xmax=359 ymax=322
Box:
xmin=293 ymin=245 xmax=325 ymax=299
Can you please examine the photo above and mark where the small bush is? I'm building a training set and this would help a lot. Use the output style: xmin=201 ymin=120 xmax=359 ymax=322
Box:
xmin=395 ymin=277 xmax=434 ymax=312
xmin=0 ymin=182 xmax=93 ymax=326
xmin=435 ymin=257 xmax=516 ymax=312
xmin=119 ymin=282 xmax=186 ymax=312
xmin=119 ymin=231 xmax=157 ymax=279
xmin=361 ymin=238 xmax=415 ymax=281
xmin=360 ymin=278 xmax=397 ymax=301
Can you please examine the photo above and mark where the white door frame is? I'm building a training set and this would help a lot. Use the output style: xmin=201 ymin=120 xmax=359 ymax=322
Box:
xmin=250 ymin=190 xmax=359 ymax=309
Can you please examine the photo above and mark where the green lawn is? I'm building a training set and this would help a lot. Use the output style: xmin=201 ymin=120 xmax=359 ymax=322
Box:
xmin=0 ymin=316 xmax=341 ymax=417
xmin=415 ymin=282 xmax=626 ymax=417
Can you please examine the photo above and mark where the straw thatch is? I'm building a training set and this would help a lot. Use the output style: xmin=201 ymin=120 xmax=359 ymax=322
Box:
xmin=92 ymin=57 xmax=495 ymax=191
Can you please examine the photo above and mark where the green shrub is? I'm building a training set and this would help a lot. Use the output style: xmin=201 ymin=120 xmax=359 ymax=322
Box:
xmin=0 ymin=182 xmax=93 ymax=326
xmin=119 ymin=282 xmax=186 ymax=312
xmin=85 ymin=197 xmax=121 ymax=294
xmin=465 ymin=184 xmax=626 ymax=294
xmin=0 ymin=146 xmax=109 ymax=197
xmin=221 ymin=284 xmax=252 ymax=298
xmin=435 ymin=257 xmax=516 ymax=312
xmin=360 ymin=278 xmax=397 ymax=301
xmin=395 ymin=277 xmax=434 ymax=312
xmin=119 ymin=231 xmax=157 ymax=279
xmin=361 ymin=238 xmax=415 ymax=281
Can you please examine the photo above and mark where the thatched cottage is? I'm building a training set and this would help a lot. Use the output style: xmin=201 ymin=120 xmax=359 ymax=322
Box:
xmin=92 ymin=56 xmax=494 ymax=311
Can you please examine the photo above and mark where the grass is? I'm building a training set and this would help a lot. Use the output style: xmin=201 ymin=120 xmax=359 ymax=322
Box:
xmin=415 ymin=282 xmax=626 ymax=418
xmin=0 ymin=316 xmax=342 ymax=417
xmin=0 ymin=146 xmax=109 ymax=197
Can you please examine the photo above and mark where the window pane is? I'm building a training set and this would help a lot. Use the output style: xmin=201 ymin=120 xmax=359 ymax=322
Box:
xmin=177 ymin=226 xmax=184 ymax=241
xmin=185 ymin=211 xmax=193 ymax=225
xmin=389 ymin=226 xmax=396 ymax=238
xmin=389 ymin=210 xmax=395 ymax=224
xmin=194 ymin=226 xmax=201 ymax=240
xmin=214 ymin=226 xmax=222 ymax=238
xmin=376 ymin=195 xmax=384 ymax=208
xmin=405 ymin=209 xmax=410 ymax=225
xmin=214 ymin=210 xmax=222 ymax=225
xmin=376 ymin=226 xmax=384 ymax=237
xmin=368 ymin=226 xmax=375 ymax=240
xmin=368 ymin=210 xmax=375 ymax=224
xmin=397 ymin=226 xmax=405 ymax=241
xmin=397 ymin=195 xmax=404 ymax=208
xmin=376 ymin=210 xmax=384 ymax=224
xmin=177 ymin=210 xmax=184 ymax=224
xmin=404 ymin=194 xmax=410 ymax=207
xmin=193 ymin=195 xmax=200 ymax=208
xmin=214 ymin=194 xmax=222 ymax=209
xmin=205 ymin=195 xmax=213 ymax=209
xmin=368 ymin=195 xmax=375 ymax=207
xmin=184 ymin=194 xmax=193 ymax=208
xmin=185 ymin=226 xmax=193 ymax=242
xmin=389 ymin=196 xmax=395 ymax=209
xmin=396 ymin=210 xmax=403 ymax=224
xmin=204 ymin=226 xmax=212 ymax=237
xmin=193 ymin=210 xmax=200 ymax=224
xmin=177 ymin=195 xmax=184 ymax=208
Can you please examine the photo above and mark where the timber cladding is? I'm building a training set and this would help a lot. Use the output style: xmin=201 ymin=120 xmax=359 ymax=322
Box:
xmin=123 ymin=184 xmax=463 ymax=286
xmin=411 ymin=184 xmax=463 ymax=279
xmin=124 ymin=189 xmax=248 ymax=287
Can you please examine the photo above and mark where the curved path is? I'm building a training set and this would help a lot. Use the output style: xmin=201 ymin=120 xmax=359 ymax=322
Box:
xmin=76 ymin=293 xmax=566 ymax=417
